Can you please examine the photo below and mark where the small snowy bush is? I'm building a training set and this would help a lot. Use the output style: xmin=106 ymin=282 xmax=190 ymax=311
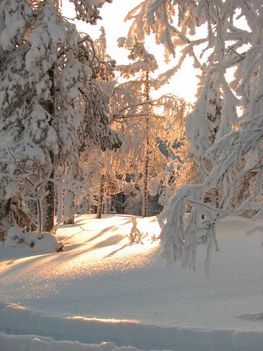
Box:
xmin=5 ymin=227 xmax=63 ymax=253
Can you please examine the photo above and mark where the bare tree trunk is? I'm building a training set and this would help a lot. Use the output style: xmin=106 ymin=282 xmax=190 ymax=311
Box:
xmin=97 ymin=175 xmax=105 ymax=219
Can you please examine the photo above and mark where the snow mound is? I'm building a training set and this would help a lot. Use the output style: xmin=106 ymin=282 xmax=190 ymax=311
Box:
xmin=0 ymin=332 xmax=144 ymax=351
xmin=5 ymin=227 xmax=63 ymax=253
xmin=0 ymin=302 xmax=263 ymax=351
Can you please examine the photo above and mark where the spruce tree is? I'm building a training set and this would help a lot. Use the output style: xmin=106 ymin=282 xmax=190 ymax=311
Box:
xmin=0 ymin=0 xmax=120 ymax=235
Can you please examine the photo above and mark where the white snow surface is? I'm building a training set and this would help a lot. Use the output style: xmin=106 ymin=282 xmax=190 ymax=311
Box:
xmin=0 ymin=214 xmax=262 ymax=351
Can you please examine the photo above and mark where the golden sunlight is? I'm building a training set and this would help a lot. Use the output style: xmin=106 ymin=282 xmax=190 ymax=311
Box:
xmin=52 ymin=215 xmax=161 ymax=277
xmin=61 ymin=0 xmax=199 ymax=103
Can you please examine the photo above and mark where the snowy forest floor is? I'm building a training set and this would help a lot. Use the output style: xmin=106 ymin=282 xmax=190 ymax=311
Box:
xmin=0 ymin=214 xmax=262 ymax=351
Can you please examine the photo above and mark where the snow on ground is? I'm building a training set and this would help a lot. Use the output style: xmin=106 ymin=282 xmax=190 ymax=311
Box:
xmin=0 ymin=331 xmax=145 ymax=351
xmin=0 ymin=214 xmax=262 ymax=351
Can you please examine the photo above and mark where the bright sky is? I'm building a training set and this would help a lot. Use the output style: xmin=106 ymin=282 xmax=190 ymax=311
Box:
xmin=62 ymin=0 xmax=199 ymax=103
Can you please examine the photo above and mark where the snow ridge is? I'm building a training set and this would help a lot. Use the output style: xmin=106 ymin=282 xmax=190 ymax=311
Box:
xmin=0 ymin=302 xmax=262 ymax=351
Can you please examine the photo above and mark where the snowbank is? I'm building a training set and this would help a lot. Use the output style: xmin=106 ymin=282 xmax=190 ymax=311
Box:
xmin=0 ymin=302 xmax=263 ymax=351
xmin=0 ymin=332 xmax=143 ymax=351
xmin=5 ymin=227 xmax=63 ymax=252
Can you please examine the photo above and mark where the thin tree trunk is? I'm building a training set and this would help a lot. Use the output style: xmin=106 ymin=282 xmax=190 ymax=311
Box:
xmin=36 ymin=196 xmax=43 ymax=234
xmin=44 ymin=67 xmax=56 ymax=232
xmin=56 ymin=181 xmax=63 ymax=224
xmin=142 ymin=116 xmax=150 ymax=217
xmin=44 ymin=162 xmax=55 ymax=231
xmin=142 ymin=71 xmax=150 ymax=217
xmin=97 ymin=175 xmax=105 ymax=219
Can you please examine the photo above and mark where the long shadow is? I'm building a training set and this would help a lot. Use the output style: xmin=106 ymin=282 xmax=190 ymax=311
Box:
xmin=5 ymin=232 xmax=126 ymax=270
xmin=92 ymin=234 xmax=124 ymax=249
xmin=84 ymin=226 xmax=118 ymax=243
xmin=120 ymin=218 xmax=134 ymax=226
xmin=60 ymin=225 xmax=103 ymax=244
xmin=59 ymin=228 xmax=89 ymax=244
xmin=61 ymin=226 xmax=119 ymax=252
xmin=52 ymin=228 xmax=124 ymax=261
xmin=58 ymin=234 xmax=125 ymax=262
xmin=0 ymin=219 xmax=133 ymax=280
xmin=58 ymin=217 xmax=131 ymax=245
xmin=104 ymin=242 xmax=130 ymax=258
xmin=0 ymin=252 xmax=56 ymax=280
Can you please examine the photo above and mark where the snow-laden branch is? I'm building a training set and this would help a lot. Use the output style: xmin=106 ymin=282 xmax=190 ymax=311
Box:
xmin=126 ymin=0 xmax=263 ymax=267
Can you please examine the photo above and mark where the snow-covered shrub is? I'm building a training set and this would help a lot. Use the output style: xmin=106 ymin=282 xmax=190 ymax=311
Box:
xmin=5 ymin=227 xmax=64 ymax=252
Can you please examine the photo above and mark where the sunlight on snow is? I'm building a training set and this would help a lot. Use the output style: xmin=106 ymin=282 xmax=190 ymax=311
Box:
xmin=66 ymin=315 xmax=141 ymax=324
xmin=0 ymin=215 xmax=160 ymax=277
xmin=53 ymin=215 xmax=161 ymax=276
xmin=0 ymin=215 xmax=161 ymax=302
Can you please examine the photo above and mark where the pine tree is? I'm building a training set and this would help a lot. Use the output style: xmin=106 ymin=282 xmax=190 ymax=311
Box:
xmin=0 ymin=0 xmax=120 ymax=235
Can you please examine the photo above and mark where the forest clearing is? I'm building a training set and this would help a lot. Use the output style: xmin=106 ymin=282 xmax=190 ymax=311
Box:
xmin=0 ymin=0 xmax=262 ymax=350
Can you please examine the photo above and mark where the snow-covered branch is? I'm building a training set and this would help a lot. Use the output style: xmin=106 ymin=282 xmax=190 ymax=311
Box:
xmin=126 ymin=0 xmax=263 ymax=267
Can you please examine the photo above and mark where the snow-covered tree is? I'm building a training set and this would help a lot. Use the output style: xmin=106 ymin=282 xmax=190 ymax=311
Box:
xmin=107 ymin=39 xmax=190 ymax=217
xmin=0 ymin=0 xmax=120 ymax=236
xmin=74 ymin=26 xmax=119 ymax=219
xmin=113 ymin=39 xmax=172 ymax=216
xmin=127 ymin=0 xmax=263 ymax=268
xmin=83 ymin=146 xmax=120 ymax=218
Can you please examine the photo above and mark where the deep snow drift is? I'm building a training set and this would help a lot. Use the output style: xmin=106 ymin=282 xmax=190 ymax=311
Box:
xmin=0 ymin=214 xmax=262 ymax=351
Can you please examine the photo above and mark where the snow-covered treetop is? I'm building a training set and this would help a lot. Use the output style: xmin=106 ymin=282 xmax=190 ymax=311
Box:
xmin=0 ymin=0 xmax=120 ymax=202
xmin=69 ymin=0 xmax=112 ymax=24
xmin=93 ymin=27 xmax=115 ymax=83
xmin=126 ymin=1 xmax=251 ymax=59
xmin=117 ymin=37 xmax=158 ymax=78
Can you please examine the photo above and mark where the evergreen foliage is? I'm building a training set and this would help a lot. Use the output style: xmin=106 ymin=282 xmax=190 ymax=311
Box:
xmin=0 ymin=0 xmax=120 ymax=234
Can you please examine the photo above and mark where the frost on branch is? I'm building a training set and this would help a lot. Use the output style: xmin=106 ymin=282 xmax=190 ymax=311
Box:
xmin=70 ymin=0 xmax=112 ymax=24
xmin=127 ymin=0 xmax=263 ymax=267
xmin=126 ymin=0 xmax=201 ymax=62
xmin=160 ymin=114 xmax=263 ymax=269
